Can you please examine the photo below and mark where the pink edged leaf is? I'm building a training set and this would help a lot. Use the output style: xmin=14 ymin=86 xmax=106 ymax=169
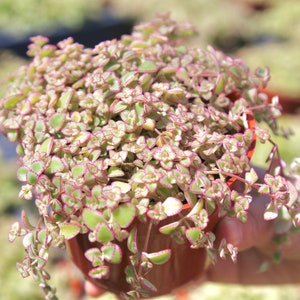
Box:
xmin=17 ymin=166 xmax=28 ymax=182
xmin=183 ymin=190 xmax=197 ymax=207
xmin=186 ymin=227 xmax=203 ymax=245
xmin=40 ymin=137 xmax=54 ymax=155
xmin=258 ymin=184 xmax=270 ymax=194
xmin=36 ymin=257 xmax=47 ymax=270
xmin=85 ymin=248 xmax=101 ymax=260
xmin=16 ymin=261 xmax=30 ymax=278
xmin=82 ymin=208 xmax=105 ymax=230
xmin=159 ymin=221 xmax=180 ymax=235
xmin=264 ymin=202 xmax=278 ymax=220
xmin=287 ymin=180 xmax=299 ymax=206
xmin=71 ymin=164 xmax=86 ymax=179
xmin=59 ymin=223 xmax=80 ymax=239
xmin=101 ymin=243 xmax=122 ymax=264
xmin=127 ymin=227 xmax=138 ymax=254
xmin=144 ymin=249 xmax=172 ymax=265
xmin=140 ymin=277 xmax=158 ymax=292
xmin=186 ymin=200 xmax=203 ymax=218
xmin=85 ymin=248 xmax=103 ymax=267
xmin=245 ymin=167 xmax=258 ymax=185
xmin=112 ymin=203 xmax=135 ymax=228
xmin=49 ymin=112 xmax=65 ymax=131
xmin=159 ymin=175 xmax=173 ymax=189
xmin=26 ymin=170 xmax=38 ymax=185
xmin=8 ymin=221 xmax=25 ymax=242
xmin=88 ymin=266 xmax=109 ymax=279
xmin=138 ymin=60 xmax=157 ymax=73
xmin=162 ymin=197 xmax=183 ymax=217
xmin=95 ymin=223 xmax=114 ymax=244
xmin=22 ymin=232 xmax=34 ymax=248
xmin=30 ymin=160 xmax=45 ymax=175
xmin=3 ymin=93 xmax=25 ymax=109
xmin=112 ymin=181 xmax=131 ymax=193
xmin=84 ymin=248 xmax=102 ymax=267
xmin=46 ymin=156 xmax=65 ymax=173
xmin=56 ymin=88 xmax=74 ymax=109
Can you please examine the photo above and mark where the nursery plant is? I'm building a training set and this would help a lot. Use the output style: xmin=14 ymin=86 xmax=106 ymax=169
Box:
xmin=0 ymin=13 xmax=299 ymax=300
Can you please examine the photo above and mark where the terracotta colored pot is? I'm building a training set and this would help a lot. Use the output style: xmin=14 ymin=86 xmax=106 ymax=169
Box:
xmin=66 ymin=111 xmax=257 ymax=298
xmin=261 ymin=88 xmax=300 ymax=114
xmin=67 ymin=209 xmax=219 ymax=298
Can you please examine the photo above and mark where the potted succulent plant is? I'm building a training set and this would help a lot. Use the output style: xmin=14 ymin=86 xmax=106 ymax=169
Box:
xmin=0 ymin=13 xmax=299 ymax=300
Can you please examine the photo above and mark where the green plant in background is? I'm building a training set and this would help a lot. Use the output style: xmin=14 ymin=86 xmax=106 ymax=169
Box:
xmin=237 ymin=42 xmax=300 ymax=97
xmin=110 ymin=0 xmax=257 ymax=48
xmin=0 ymin=0 xmax=101 ymax=37
xmin=0 ymin=13 xmax=299 ymax=300
xmin=250 ymin=0 xmax=300 ymax=42
xmin=233 ymin=0 xmax=300 ymax=103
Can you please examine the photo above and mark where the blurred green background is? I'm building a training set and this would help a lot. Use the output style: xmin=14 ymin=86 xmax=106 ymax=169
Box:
xmin=0 ymin=1 xmax=299 ymax=299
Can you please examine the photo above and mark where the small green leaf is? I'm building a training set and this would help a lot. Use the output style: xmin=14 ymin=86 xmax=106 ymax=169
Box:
xmin=159 ymin=221 xmax=180 ymax=235
xmin=111 ymin=100 xmax=128 ymax=114
xmin=108 ymin=166 xmax=125 ymax=177
xmin=27 ymin=171 xmax=38 ymax=185
xmin=56 ymin=88 xmax=73 ymax=109
xmin=22 ymin=232 xmax=34 ymax=248
xmin=40 ymin=137 xmax=53 ymax=155
xmin=160 ymin=175 xmax=173 ymax=189
xmin=7 ymin=130 xmax=18 ymax=143
xmin=49 ymin=113 xmax=65 ymax=131
xmin=144 ymin=249 xmax=171 ymax=265
xmin=17 ymin=167 xmax=28 ymax=182
xmin=245 ymin=168 xmax=258 ymax=185
xmin=96 ymin=223 xmax=114 ymax=243
xmin=34 ymin=119 xmax=46 ymax=132
xmin=176 ymin=68 xmax=189 ymax=81
xmin=127 ymin=227 xmax=138 ymax=254
xmin=38 ymin=229 xmax=48 ymax=244
xmin=138 ymin=61 xmax=157 ymax=73
xmin=258 ymin=184 xmax=270 ymax=194
xmin=85 ymin=248 xmax=101 ymax=262
xmin=31 ymin=161 xmax=45 ymax=175
xmin=85 ymin=248 xmax=103 ymax=267
xmin=140 ymin=277 xmax=158 ymax=292
xmin=8 ymin=222 xmax=21 ymax=242
xmin=3 ymin=94 xmax=25 ymax=109
xmin=214 ymin=74 xmax=227 ymax=94
xmin=264 ymin=202 xmax=278 ymax=220
xmin=122 ymin=71 xmax=138 ymax=86
xmin=21 ymin=211 xmax=34 ymax=231
xmin=88 ymin=266 xmax=109 ymax=279
xmin=186 ymin=227 xmax=202 ymax=244
xmin=16 ymin=262 xmax=30 ymax=278
xmin=82 ymin=208 xmax=105 ymax=230
xmin=20 ymin=100 xmax=31 ymax=115
xmin=72 ymin=164 xmax=86 ymax=179
xmin=112 ymin=203 xmax=135 ymax=228
xmin=162 ymin=197 xmax=183 ymax=217
xmin=111 ymin=181 xmax=131 ymax=193
xmin=59 ymin=223 xmax=80 ymax=239
xmin=102 ymin=244 xmax=122 ymax=264
xmin=47 ymin=156 xmax=65 ymax=173
xmin=36 ymin=257 xmax=47 ymax=270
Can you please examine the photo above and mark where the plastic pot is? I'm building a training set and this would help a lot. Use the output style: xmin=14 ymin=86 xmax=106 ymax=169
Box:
xmin=67 ymin=208 xmax=219 ymax=298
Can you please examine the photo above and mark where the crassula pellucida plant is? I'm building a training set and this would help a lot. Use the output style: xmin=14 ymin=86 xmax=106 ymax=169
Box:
xmin=0 ymin=13 xmax=299 ymax=300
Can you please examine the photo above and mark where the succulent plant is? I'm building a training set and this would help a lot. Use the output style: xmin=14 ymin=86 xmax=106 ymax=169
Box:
xmin=0 ymin=13 xmax=299 ymax=300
